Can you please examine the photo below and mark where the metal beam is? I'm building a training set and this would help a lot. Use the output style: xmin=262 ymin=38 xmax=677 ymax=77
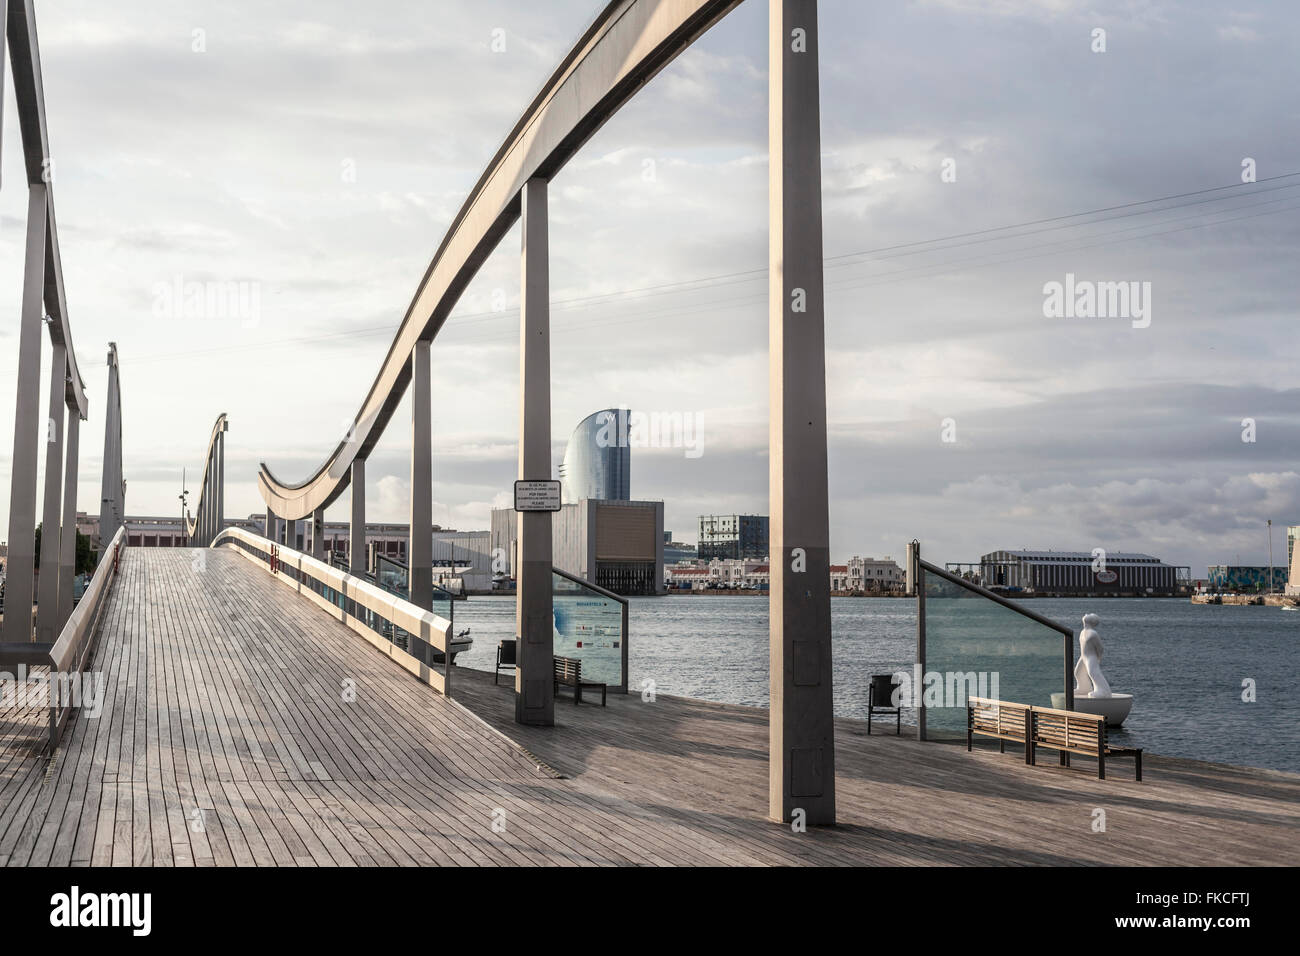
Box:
xmin=6 ymin=0 xmax=87 ymax=415
xmin=768 ymin=0 xmax=835 ymax=825
xmin=349 ymin=459 xmax=365 ymax=573
xmin=35 ymin=341 xmax=66 ymax=642
xmin=57 ymin=405 xmax=80 ymax=629
xmin=515 ymin=177 xmax=555 ymax=727
xmin=0 ymin=184 xmax=48 ymax=644
xmin=408 ymin=340 xmax=432 ymax=613
xmin=255 ymin=0 xmax=744 ymax=521
xmin=99 ymin=343 xmax=123 ymax=550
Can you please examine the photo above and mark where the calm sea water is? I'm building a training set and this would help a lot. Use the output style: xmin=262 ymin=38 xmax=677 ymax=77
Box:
xmin=452 ymin=595 xmax=1299 ymax=774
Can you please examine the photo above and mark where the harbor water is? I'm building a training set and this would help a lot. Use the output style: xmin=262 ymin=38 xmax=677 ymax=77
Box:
xmin=452 ymin=595 xmax=1299 ymax=774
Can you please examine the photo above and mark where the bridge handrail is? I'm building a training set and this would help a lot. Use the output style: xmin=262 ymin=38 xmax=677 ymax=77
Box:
xmin=212 ymin=526 xmax=454 ymax=694
xmin=47 ymin=526 xmax=127 ymax=749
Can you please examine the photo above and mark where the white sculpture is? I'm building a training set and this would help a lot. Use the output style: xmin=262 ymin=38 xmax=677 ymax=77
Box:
xmin=1074 ymin=612 xmax=1111 ymax=698
xmin=1052 ymin=613 xmax=1132 ymax=726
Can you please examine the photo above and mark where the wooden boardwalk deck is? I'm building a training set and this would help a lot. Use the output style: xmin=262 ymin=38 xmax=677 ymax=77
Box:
xmin=0 ymin=547 xmax=1295 ymax=866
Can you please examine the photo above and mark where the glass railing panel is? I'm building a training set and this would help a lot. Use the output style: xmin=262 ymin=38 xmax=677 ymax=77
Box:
xmin=552 ymin=570 xmax=627 ymax=690
xmin=919 ymin=562 xmax=1071 ymax=741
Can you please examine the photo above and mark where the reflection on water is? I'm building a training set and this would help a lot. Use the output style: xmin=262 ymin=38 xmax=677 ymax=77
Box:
xmin=453 ymin=595 xmax=1298 ymax=773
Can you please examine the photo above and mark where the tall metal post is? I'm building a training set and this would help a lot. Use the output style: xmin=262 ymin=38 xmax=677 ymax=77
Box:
xmin=284 ymin=518 xmax=296 ymax=551
xmin=99 ymin=343 xmax=124 ymax=549
xmin=215 ymin=426 xmax=225 ymax=539
xmin=409 ymin=341 xmax=433 ymax=612
xmin=57 ymin=409 xmax=80 ymax=628
xmin=515 ymin=177 xmax=555 ymax=727
xmin=1 ymin=185 xmax=49 ymax=644
xmin=264 ymin=505 xmax=274 ymax=540
xmin=311 ymin=507 xmax=325 ymax=560
xmin=350 ymin=459 xmax=366 ymax=573
xmin=768 ymin=0 xmax=835 ymax=824
xmin=36 ymin=343 xmax=67 ymax=642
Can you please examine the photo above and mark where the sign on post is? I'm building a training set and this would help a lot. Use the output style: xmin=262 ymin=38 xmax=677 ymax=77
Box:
xmin=514 ymin=479 xmax=562 ymax=512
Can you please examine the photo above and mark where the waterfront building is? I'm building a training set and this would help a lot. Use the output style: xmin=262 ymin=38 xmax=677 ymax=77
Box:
xmin=846 ymin=555 xmax=905 ymax=592
xmin=697 ymin=514 xmax=769 ymax=561
xmin=558 ymin=408 xmax=631 ymax=504
xmin=1207 ymin=565 xmax=1289 ymax=593
xmin=491 ymin=498 xmax=664 ymax=596
xmin=663 ymin=531 xmax=697 ymax=565
xmin=978 ymin=549 xmax=1185 ymax=596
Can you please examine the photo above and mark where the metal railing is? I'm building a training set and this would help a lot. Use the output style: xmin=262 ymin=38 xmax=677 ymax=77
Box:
xmin=46 ymin=526 xmax=126 ymax=750
xmin=213 ymin=526 xmax=454 ymax=695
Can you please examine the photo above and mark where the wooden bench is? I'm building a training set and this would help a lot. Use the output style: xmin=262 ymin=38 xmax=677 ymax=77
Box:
xmin=553 ymin=656 xmax=606 ymax=706
xmin=1029 ymin=704 xmax=1142 ymax=781
xmin=967 ymin=696 xmax=1032 ymax=762
xmin=967 ymin=696 xmax=1142 ymax=781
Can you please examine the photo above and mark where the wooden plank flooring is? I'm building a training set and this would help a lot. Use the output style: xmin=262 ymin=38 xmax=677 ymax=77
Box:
xmin=0 ymin=546 xmax=1295 ymax=866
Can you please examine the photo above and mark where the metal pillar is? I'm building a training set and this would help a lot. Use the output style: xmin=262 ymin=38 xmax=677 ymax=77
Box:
xmin=768 ymin=0 xmax=835 ymax=825
xmin=215 ymin=427 xmax=225 ymax=540
xmin=1 ymin=185 xmax=49 ymax=644
xmin=284 ymin=518 xmax=296 ymax=551
xmin=57 ymin=410 xmax=80 ymax=629
xmin=36 ymin=343 xmax=67 ymax=643
xmin=99 ymin=343 xmax=124 ymax=556
xmin=264 ymin=506 xmax=274 ymax=540
xmin=409 ymin=340 xmax=433 ymax=611
xmin=311 ymin=507 xmax=324 ymax=560
xmin=515 ymin=177 xmax=555 ymax=727
xmin=350 ymin=459 xmax=366 ymax=574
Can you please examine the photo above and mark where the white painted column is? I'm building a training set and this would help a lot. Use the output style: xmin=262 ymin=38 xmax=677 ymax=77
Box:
xmin=1 ymin=186 xmax=49 ymax=644
xmin=768 ymin=0 xmax=836 ymax=825
xmin=57 ymin=409 xmax=80 ymax=629
xmin=350 ymin=459 xmax=366 ymax=574
xmin=409 ymin=340 xmax=433 ymax=613
xmin=515 ymin=177 xmax=555 ymax=726
xmin=36 ymin=343 xmax=67 ymax=643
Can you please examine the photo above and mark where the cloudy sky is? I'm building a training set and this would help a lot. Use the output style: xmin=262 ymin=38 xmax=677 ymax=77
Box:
xmin=1 ymin=0 xmax=1297 ymax=574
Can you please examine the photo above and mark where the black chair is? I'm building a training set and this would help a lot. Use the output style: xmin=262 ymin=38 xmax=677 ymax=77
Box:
xmin=495 ymin=639 xmax=517 ymax=685
xmin=867 ymin=674 xmax=901 ymax=735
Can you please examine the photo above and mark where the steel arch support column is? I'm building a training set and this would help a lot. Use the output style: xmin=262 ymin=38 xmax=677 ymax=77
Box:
xmin=768 ymin=0 xmax=835 ymax=825
xmin=264 ymin=506 xmax=274 ymax=540
xmin=515 ymin=177 xmax=555 ymax=727
xmin=409 ymin=340 xmax=433 ymax=613
xmin=215 ymin=426 xmax=225 ymax=539
xmin=350 ymin=459 xmax=366 ymax=573
xmin=1 ymin=185 xmax=49 ymax=644
xmin=311 ymin=507 xmax=324 ymax=560
xmin=284 ymin=517 xmax=296 ymax=551
xmin=57 ymin=410 xmax=80 ymax=628
xmin=36 ymin=343 xmax=67 ymax=643
xmin=99 ymin=344 xmax=123 ymax=554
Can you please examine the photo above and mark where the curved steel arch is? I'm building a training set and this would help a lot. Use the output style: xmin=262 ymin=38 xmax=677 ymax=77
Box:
xmin=257 ymin=0 xmax=742 ymax=520
xmin=187 ymin=413 xmax=228 ymax=547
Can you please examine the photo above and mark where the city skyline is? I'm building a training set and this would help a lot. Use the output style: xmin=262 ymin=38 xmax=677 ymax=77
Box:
xmin=1 ymin=0 xmax=1297 ymax=573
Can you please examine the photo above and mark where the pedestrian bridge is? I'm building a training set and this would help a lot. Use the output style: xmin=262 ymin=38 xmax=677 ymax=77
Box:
xmin=1 ymin=544 xmax=1294 ymax=866
xmin=3 ymin=0 xmax=1299 ymax=866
